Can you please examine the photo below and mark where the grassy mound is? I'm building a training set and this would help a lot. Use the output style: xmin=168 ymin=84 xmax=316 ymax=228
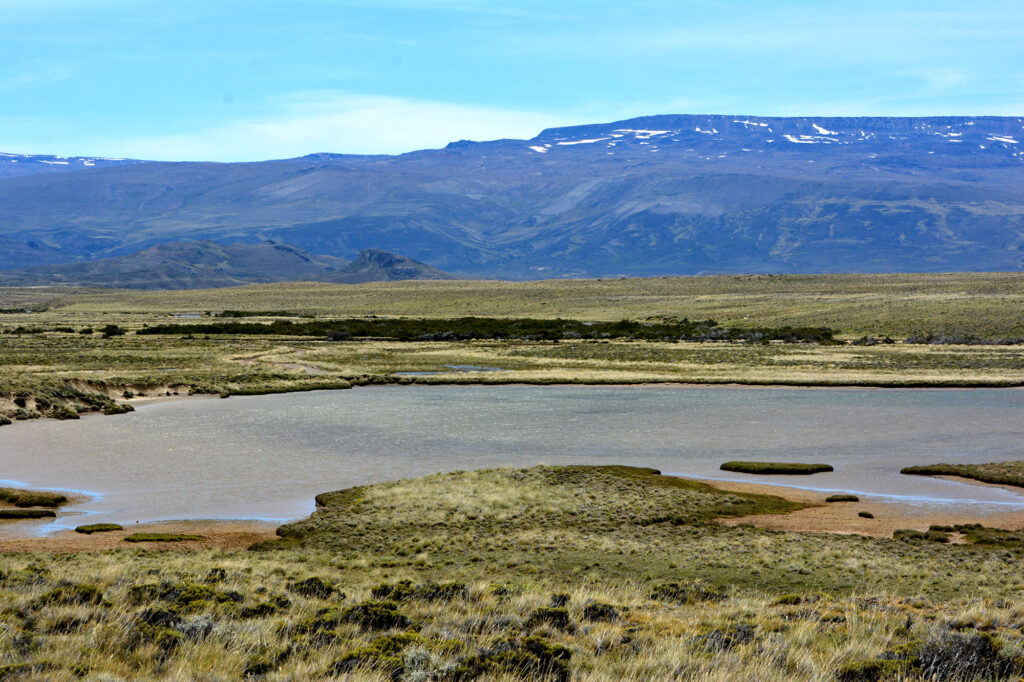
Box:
xmin=0 ymin=509 xmax=56 ymax=519
xmin=901 ymin=461 xmax=1024 ymax=488
xmin=262 ymin=466 xmax=802 ymax=578
xmin=74 ymin=523 xmax=123 ymax=534
xmin=721 ymin=461 xmax=834 ymax=475
xmin=0 ymin=487 xmax=68 ymax=508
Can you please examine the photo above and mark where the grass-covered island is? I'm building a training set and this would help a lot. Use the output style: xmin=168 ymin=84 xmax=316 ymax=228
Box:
xmin=721 ymin=461 xmax=834 ymax=475
xmin=5 ymin=465 xmax=1024 ymax=680
xmin=901 ymin=461 xmax=1024 ymax=489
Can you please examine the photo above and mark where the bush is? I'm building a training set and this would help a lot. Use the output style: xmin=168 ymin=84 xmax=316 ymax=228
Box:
xmin=721 ymin=461 xmax=833 ymax=475
xmin=526 ymin=607 xmax=571 ymax=630
xmin=49 ymin=404 xmax=80 ymax=420
xmin=339 ymin=600 xmax=410 ymax=631
xmin=288 ymin=576 xmax=336 ymax=599
xmin=826 ymin=494 xmax=859 ymax=502
xmin=101 ymin=324 xmax=125 ymax=338
xmin=650 ymin=581 xmax=726 ymax=604
xmin=328 ymin=633 xmax=421 ymax=678
xmin=858 ymin=511 xmax=874 ymax=519
xmin=36 ymin=584 xmax=103 ymax=606
xmin=582 ymin=602 xmax=620 ymax=622
xmin=450 ymin=636 xmax=572 ymax=682
xmin=371 ymin=579 xmax=468 ymax=602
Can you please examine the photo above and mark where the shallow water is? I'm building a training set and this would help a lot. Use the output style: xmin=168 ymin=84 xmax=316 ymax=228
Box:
xmin=1 ymin=385 xmax=1023 ymax=535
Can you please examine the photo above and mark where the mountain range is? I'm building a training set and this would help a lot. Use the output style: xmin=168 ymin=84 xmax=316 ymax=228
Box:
xmin=0 ymin=242 xmax=454 ymax=289
xmin=1 ymin=114 xmax=1022 ymax=280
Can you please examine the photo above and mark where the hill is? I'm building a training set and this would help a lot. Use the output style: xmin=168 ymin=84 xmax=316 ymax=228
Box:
xmin=0 ymin=241 xmax=453 ymax=289
xmin=0 ymin=114 xmax=1022 ymax=276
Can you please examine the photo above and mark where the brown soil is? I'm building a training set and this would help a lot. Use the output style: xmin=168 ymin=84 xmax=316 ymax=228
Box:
xmin=708 ymin=479 xmax=1024 ymax=537
xmin=0 ymin=519 xmax=277 ymax=553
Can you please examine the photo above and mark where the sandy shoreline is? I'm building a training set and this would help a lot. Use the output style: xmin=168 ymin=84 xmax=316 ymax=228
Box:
xmin=706 ymin=477 xmax=1024 ymax=537
xmin=4 ymin=474 xmax=1024 ymax=552
xmin=0 ymin=519 xmax=278 ymax=553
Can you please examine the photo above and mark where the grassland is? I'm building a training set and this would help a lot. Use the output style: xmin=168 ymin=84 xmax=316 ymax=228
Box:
xmin=4 ymin=466 xmax=1024 ymax=681
xmin=6 ymin=271 xmax=1024 ymax=337
xmin=1 ymin=272 xmax=1023 ymax=422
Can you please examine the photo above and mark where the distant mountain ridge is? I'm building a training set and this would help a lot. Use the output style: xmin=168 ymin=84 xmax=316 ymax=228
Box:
xmin=1 ymin=114 xmax=1022 ymax=277
xmin=0 ymin=241 xmax=455 ymax=289
xmin=0 ymin=152 xmax=144 ymax=179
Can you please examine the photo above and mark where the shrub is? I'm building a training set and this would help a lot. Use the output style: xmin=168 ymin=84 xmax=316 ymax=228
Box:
xmin=450 ymin=636 xmax=572 ymax=682
xmin=101 ymin=324 xmax=125 ymax=338
xmin=582 ymin=602 xmax=620 ymax=622
xmin=372 ymin=579 xmax=467 ymax=602
xmin=826 ymin=494 xmax=859 ymax=502
xmin=526 ymin=607 xmax=571 ymax=630
xmin=328 ymin=633 xmax=421 ymax=678
xmin=693 ymin=624 xmax=757 ymax=652
xmin=721 ymin=461 xmax=833 ymax=475
xmin=650 ymin=581 xmax=725 ymax=604
xmin=75 ymin=523 xmax=123 ymax=534
xmin=0 ymin=415 xmax=10 ymax=426
xmin=49 ymin=404 xmax=80 ymax=420
xmin=36 ymin=584 xmax=103 ymax=606
xmin=288 ymin=576 xmax=336 ymax=599
xmin=340 ymin=600 xmax=410 ymax=631
xmin=858 ymin=511 xmax=874 ymax=519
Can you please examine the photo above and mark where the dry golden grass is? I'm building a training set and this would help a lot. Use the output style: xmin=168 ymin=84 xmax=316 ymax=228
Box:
xmin=15 ymin=271 xmax=1024 ymax=337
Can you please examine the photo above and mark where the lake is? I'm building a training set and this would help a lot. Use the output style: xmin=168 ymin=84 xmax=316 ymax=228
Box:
xmin=2 ymin=385 xmax=1023 ymax=535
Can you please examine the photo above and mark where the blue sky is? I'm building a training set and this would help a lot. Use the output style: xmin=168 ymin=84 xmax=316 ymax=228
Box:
xmin=1 ymin=0 xmax=1022 ymax=161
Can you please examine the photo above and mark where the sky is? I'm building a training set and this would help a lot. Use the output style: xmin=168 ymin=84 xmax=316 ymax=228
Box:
xmin=1 ymin=0 xmax=1022 ymax=161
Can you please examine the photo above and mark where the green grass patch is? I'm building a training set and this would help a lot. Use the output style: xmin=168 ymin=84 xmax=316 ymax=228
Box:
xmin=825 ymin=494 xmax=859 ymax=502
xmin=0 ymin=508 xmax=56 ymax=519
xmin=74 ymin=523 xmax=123 ymax=534
xmin=720 ymin=461 xmax=833 ymax=475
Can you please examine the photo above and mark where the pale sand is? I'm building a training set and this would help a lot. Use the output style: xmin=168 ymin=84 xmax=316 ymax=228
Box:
xmin=707 ymin=478 xmax=1024 ymax=537
xmin=0 ymin=519 xmax=278 ymax=553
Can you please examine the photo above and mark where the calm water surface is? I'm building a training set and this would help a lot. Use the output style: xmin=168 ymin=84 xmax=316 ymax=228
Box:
xmin=2 ymin=385 xmax=1023 ymax=535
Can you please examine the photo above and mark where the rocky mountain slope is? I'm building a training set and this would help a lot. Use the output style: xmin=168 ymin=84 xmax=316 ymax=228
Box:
xmin=0 ymin=241 xmax=453 ymax=289
xmin=1 ymin=115 xmax=1022 ymax=277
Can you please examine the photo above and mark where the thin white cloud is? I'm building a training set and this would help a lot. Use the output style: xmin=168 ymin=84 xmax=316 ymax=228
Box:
xmin=89 ymin=92 xmax=577 ymax=161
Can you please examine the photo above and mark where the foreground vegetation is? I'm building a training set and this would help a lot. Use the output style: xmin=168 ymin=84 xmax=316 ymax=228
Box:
xmin=4 ymin=466 xmax=1024 ymax=680
xmin=902 ymin=462 xmax=1024 ymax=489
